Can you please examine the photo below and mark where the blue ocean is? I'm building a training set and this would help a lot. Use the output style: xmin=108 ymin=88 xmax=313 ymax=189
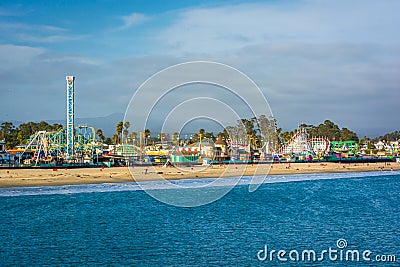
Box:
xmin=0 ymin=171 xmax=399 ymax=266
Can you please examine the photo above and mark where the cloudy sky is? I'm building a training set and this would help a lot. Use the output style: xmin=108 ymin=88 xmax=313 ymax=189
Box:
xmin=0 ymin=0 xmax=399 ymax=137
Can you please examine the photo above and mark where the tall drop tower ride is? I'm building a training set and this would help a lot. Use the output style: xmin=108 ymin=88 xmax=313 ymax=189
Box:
xmin=66 ymin=76 xmax=75 ymax=156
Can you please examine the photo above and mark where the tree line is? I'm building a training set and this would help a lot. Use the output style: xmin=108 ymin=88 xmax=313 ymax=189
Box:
xmin=1 ymin=119 xmax=399 ymax=150
xmin=0 ymin=121 xmax=63 ymax=149
xmin=292 ymin=120 xmax=358 ymax=142
xmin=217 ymin=115 xmax=278 ymax=148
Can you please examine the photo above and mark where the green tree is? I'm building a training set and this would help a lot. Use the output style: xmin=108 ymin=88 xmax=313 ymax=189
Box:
xmin=96 ymin=129 xmax=105 ymax=141
xmin=17 ymin=131 xmax=25 ymax=145
xmin=219 ymin=125 xmax=237 ymax=143
xmin=276 ymin=127 xmax=283 ymax=149
xmin=52 ymin=123 xmax=64 ymax=131
xmin=15 ymin=121 xmax=64 ymax=145
xmin=316 ymin=120 xmax=340 ymax=140
xmin=172 ymin=132 xmax=179 ymax=145
xmin=257 ymin=116 xmax=278 ymax=152
xmin=375 ymin=130 xmax=400 ymax=142
xmin=123 ymin=121 xmax=130 ymax=144
xmin=115 ymin=121 xmax=124 ymax=144
xmin=144 ymin=129 xmax=151 ymax=145
xmin=218 ymin=128 xmax=229 ymax=141
xmin=128 ymin=132 xmax=137 ymax=145
xmin=239 ymin=118 xmax=261 ymax=147
xmin=1 ymin=122 xmax=14 ymax=139
xmin=339 ymin=127 xmax=359 ymax=141
xmin=15 ymin=122 xmax=32 ymax=142
xmin=0 ymin=122 xmax=18 ymax=149
xmin=112 ymin=134 xmax=119 ymax=145
xmin=198 ymin=128 xmax=205 ymax=142
xmin=104 ymin=137 xmax=112 ymax=145
xmin=204 ymin=131 xmax=215 ymax=141
xmin=281 ymin=131 xmax=294 ymax=143
xmin=257 ymin=115 xmax=276 ymax=143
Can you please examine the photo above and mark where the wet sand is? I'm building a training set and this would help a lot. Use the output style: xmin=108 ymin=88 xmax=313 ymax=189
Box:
xmin=0 ymin=162 xmax=399 ymax=188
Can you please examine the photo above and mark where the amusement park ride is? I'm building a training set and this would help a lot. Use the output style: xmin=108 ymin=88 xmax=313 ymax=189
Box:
xmin=20 ymin=126 xmax=102 ymax=165
xmin=276 ymin=129 xmax=370 ymax=162
xmin=19 ymin=76 xmax=103 ymax=166
xmin=277 ymin=129 xmax=331 ymax=160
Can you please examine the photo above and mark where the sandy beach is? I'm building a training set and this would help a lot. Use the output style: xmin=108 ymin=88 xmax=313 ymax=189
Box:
xmin=0 ymin=162 xmax=399 ymax=188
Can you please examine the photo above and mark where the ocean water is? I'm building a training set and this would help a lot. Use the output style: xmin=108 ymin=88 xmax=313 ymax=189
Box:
xmin=0 ymin=171 xmax=399 ymax=266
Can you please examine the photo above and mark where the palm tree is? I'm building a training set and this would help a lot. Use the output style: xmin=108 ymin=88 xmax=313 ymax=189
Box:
xmin=172 ymin=132 xmax=179 ymax=145
xmin=128 ymin=132 xmax=137 ymax=145
xmin=198 ymin=128 xmax=205 ymax=156
xmin=144 ymin=129 xmax=151 ymax=145
xmin=96 ymin=129 xmax=105 ymax=141
xmin=198 ymin=128 xmax=205 ymax=140
xmin=116 ymin=121 xmax=124 ymax=145
xmin=276 ymin=127 xmax=283 ymax=149
xmin=112 ymin=134 xmax=118 ymax=145
xmin=123 ymin=121 xmax=130 ymax=144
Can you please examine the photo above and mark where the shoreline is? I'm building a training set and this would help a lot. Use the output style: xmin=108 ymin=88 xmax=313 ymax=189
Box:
xmin=0 ymin=162 xmax=399 ymax=189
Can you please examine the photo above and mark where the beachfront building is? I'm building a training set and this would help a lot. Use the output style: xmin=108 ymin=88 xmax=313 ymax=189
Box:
xmin=214 ymin=136 xmax=229 ymax=161
xmin=178 ymin=142 xmax=212 ymax=156
xmin=0 ymin=141 xmax=6 ymax=165
xmin=171 ymin=142 xmax=213 ymax=164
xmin=193 ymin=140 xmax=215 ymax=158
xmin=227 ymin=141 xmax=252 ymax=161
xmin=330 ymin=141 xmax=358 ymax=155
xmin=0 ymin=141 xmax=5 ymax=153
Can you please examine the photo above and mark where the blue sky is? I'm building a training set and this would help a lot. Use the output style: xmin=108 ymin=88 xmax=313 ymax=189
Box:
xmin=0 ymin=0 xmax=399 ymax=137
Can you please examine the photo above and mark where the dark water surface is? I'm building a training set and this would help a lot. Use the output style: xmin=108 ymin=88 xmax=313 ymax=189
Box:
xmin=0 ymin=172 xmax=399 ymax=266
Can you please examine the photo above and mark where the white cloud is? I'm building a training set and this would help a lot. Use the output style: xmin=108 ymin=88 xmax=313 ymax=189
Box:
xmin=157 ymin=0 xmax=400 ymax=54
xmin=120 ymin=12 xmax=149 ymax=30
xmin=14 ymin=33 xmax=87 ymax=43
xmin=0 ymin=21 xmax=86 ymax=44
xmin=0 ymin=44 xmax=44 ymax=70
xmin=0 ymin=22 xmax=67 ymax=33
xmin=39 ymin=55 xmax=101 ymax=65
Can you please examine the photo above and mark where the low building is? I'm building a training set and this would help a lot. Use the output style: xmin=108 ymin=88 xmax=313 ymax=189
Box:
xmin=0 ymin=141 xmax=6 ymax=165
xmin=214 ymin=136 xmax=229 ymax=161
xmin=0 ymin=141 xmax=5 ymax=153
xmin=181 ymin=141 xmax=215 ymax=158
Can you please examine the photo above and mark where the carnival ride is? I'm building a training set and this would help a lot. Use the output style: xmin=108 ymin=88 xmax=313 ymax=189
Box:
xmin=308 ymin=137 xmax=331 ymax=154
xmin=20 ymin=126 xmax=103 ymax=165
xmin=278 ymin=130 xmax=312 ymax=155
xmin=22 ymin=130 xmax=62 ymax=165
xmin=17 ymin=76 xmax=107 ymax=166
xmin=277 ymin=130 xmax=331 ymax=160
xmin=330 ymin=141 xmax=358 ymax=155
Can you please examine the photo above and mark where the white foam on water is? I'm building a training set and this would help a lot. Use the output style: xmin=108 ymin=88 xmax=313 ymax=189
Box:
xmin=0 ymin=170 xmax=399 ymax=197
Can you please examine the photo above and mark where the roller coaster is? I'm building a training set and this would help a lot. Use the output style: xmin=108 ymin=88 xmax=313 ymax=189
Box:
xmin=278 ymin=129 xmax=330 ymax=157
xmin=20 ymin=126 xmax=103 ymax=166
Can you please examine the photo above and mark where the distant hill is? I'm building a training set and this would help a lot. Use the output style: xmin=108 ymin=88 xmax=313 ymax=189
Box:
xmin=48 ymin=113 xmax=125 ymax=137
xmin=0 ymin=112 xmax=220 ymax=138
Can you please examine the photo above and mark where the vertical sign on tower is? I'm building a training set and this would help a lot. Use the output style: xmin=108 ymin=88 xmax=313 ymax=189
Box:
xmin=66 ymin=76 xmax=75 ymax=157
